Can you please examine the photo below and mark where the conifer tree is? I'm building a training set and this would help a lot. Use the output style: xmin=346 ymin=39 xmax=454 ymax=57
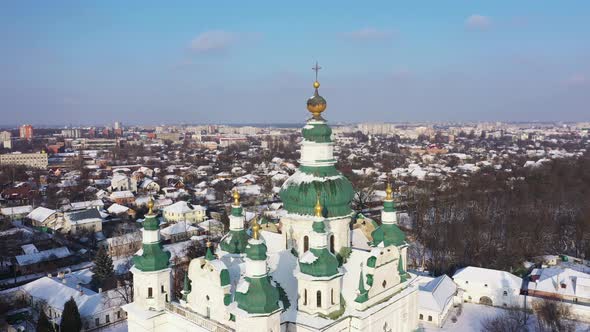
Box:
xmin=61 ymin=297 xmax=82 ymax=332
xmin=36 ymin=309 xmax=53 ymax=332
xmin=91 ymin=246 xmax=114 ymax=288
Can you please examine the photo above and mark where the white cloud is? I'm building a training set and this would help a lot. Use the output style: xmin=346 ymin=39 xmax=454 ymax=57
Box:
xmin=466 ymin=15 xmax=492 ymax=30
xmin=343 ymin=27 xmax=395 ymax=41
xmin=190 ymin=30 xmax=235 ymax=54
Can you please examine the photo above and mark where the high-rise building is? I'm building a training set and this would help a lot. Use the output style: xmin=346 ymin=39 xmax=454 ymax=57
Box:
xmin=19 ymin=124 xmax=33 ymax=140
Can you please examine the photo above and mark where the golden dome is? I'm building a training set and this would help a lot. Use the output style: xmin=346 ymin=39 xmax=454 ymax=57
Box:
xmin=307 ymin=82 xmax=327 ymax=118
xmin=233 ymin=190 xmax=240 ymax=205
xmin=147 ymin=197 xmax=155 ymax=214
xmin=385 ymin=183 xmax=393 ymax=200
xmin=206 ymin=239 xmax=212 ymax=248
xmin=252 ymin=220 xmax=261 ymax=240
xmin=314 ymin=195 xmax=323 ymax=217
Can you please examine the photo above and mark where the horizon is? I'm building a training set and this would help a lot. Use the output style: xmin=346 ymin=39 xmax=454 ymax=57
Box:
xmin=2 ymin=1 xmax=589 ymax=125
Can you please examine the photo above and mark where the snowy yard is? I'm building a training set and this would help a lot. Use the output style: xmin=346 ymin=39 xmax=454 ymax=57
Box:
xmin=420 ymin=303 xmax=590 ymax=332
xmin=99 ymin=321 xmax=128 ymax=332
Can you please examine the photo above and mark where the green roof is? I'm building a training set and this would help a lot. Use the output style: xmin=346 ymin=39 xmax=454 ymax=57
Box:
xmin=235 ymin=276 xmax=281 ymax=314
xmin=142 ymin=214 xmax=159 ymax=231
xmin=371 ymin=223 xmax=406 ymax=247
xmin=280 ymin=165 xmax=354 ymax=218
xmin=383 ymin=200 xmax=396 ymax=213
xmin=133 ymin=242 xmax=170 ymax=271
xmin=231 ymin=206 xmax=243 ymax=217
xmin=302 ymin=121 xmax=332 ymax=143
xmin=220 ymin=229 xmax=249 ymax=254
xmin=299 ymin=248 xmax=340 ymax=277
xmin=245 ymin=240 xmax=268 ymax=261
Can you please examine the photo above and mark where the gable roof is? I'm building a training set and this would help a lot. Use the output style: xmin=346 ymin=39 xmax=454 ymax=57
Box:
xmin=418 ymin=275 xmax=457 ymax=312
xmin=453 ymin=266 xmax=522 ymax=290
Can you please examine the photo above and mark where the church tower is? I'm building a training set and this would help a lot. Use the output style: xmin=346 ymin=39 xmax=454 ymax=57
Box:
xmin=233 ymin=223 xmax=282 ymax=332
xmin=280 ymin=63 xmax=355 ymax=256
xmin=297 ymin=197 xmax=343 ymax=315
xmin=130 ymin=198 xmax=172 ymax=311
xmin=220 ymin=190 xmax=249 ymax=255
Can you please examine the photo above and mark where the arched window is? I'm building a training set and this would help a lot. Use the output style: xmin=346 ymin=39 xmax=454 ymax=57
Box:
xmin=148 ymin=287 xmax=153 ymax=298
xmin=330 ymin=234 xmax=335 ymax=253
xmin=304 ymin=236 xmax=309 ymax=253
xmin=419 ymin=314 xmax=424 ymax=320
xmin=331 ymin=289 xmax=335 ymax=304
xmin=428 ymin=316 xmax=432 ymax=322
xmin=316 ymin=290 xmax=322 ymax=308
xmin=303 ymin=289 xmax=307 ymax=305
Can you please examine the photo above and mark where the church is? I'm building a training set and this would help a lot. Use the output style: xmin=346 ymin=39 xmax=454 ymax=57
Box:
xmin=122 ymin=69 xmax=419 ymax=332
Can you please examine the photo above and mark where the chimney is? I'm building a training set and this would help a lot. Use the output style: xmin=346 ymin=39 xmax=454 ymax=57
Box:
xmin=62 ymin=278 xmax=67 ymax=284
xmin=98 ymin=288 xmax=102 ymax=293
xmin=47 ymin=273 xmax=52 ymax=278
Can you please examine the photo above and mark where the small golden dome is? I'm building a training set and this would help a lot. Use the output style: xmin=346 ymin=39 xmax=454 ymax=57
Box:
xmin=386 ymin=183 xmax=393 ymax=200
xmin=206 ymin=239 xmax=212 ymax=248
xmin=313 ymin=81 xmax=320 ymax=89
xmin=233 ymin=190 xmax=240 ymax=205
xmin=252 ymin=220 xmax=261 ymax=240
xmin=147 ymin=197 xmax=155 ymax=214
xmin=314 ymin=195 xmax=323 ymax=217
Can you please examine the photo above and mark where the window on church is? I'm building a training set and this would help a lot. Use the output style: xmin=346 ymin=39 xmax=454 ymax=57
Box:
xmin=304 ymin=236 xmax=309 ymax=252
xmin=331 ymin=289 xmax=335 ymax=304
xmin=330 ymin=235 xmax=335 ymax=253
xmin=106 ymin=314 xmax=110 ymax=323
xmin=95 ymin=318 xmax=100 ymax=327
xmin=161 ymin=285 xmax=165 ymax=293
xmin=428 ymin=316 xmax=432 ymax=322
xmin=317 ymin=291 xmax=322 ymax=308
xmin=148 ymin=287 xmax=153 ymax=298
xmin=304 ymin=289 xmax=307 ymax=305
xmin=503 ymin=291 xmax=508 ymax=296
xmin=419 ymin=314 xmax=424 ymax=320
xmin=382 ymin=280 xmax=387 ymax=288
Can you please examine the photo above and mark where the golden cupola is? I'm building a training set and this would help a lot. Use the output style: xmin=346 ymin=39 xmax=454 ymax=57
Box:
xmin=307 ymin=62 xmax=327 ymax=119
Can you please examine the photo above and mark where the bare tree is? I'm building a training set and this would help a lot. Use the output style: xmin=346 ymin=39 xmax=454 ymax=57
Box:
xmin=480 ymin=306 xmax=530 ymax=332
xmin=532 ymin=299 xmax=577 ymax=332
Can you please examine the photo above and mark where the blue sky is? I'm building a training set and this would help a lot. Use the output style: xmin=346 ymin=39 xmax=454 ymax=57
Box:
xmin=1 ymin=1 xmax=589 ymax=126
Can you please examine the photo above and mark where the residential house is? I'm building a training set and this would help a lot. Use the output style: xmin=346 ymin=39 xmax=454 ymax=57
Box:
xmin=64 ymin=209 xmax=103 ymax=234
xmin=109 ymin=173 xmax=137 ymax=193
xmin=160 ymin=221 xmax=201 ymax=242
xmin=1 ymin=205 xmax=33 ymax=220
xmin=27 ymin=207 xmax=62 ymax=230
xmin=103 ymin=231 xmax=142 ymax=258
xmin=162 ymin=201 xmax=206 ymax=224
xmin=109 ymin=191 xmax=135 ymax=205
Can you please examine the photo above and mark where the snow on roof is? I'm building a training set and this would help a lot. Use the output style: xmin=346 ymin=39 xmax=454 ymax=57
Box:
xmin=21 ymin=244 xmax=39 ymax=255
xmin=15 ymin=247 xmax=71 ymax=266
xmin=107 ymin=203 xmax=130 ymax=215
xmin=20 ymin=276 xmax=125 ymax=317
xmin=70 ymin=200 xmax=104 ymax=210
xmin=282 ymin=170 xmax=343 ymax=187
xmin=1 ymin=205 xmax=33 ymax=216
xmin=528 ymin=267 xmax=590 ymax=298
xmin=163 ymin=201 xmax=205 ymax=214
xmin=161 ymin=221 xmax=200 ymax=236
xmin=236 ymin=279 xmax=250 ymax=294
xmin=26 ymin=206 xmax=57 ymax=222
xmin=453 ymin=266 xmax=522 ymax=290
xmin=418 ymin=275 xmax=457 ymax=312
xmin=105 ymin=232 xmax=141 ymax=246
xmin=110 ymin=190 xmax=134 ymax=199
xmin=65 ymin=209 xmax=103 ymax=225
xmin=299 ymin=251 xmax=318 ymax=264
xmin=234 ymin=184 xmax=261 ymax=196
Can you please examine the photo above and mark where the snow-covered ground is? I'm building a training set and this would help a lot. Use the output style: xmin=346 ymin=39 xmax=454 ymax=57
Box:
xmin=420 ymin=303 xmax=590 ymax=332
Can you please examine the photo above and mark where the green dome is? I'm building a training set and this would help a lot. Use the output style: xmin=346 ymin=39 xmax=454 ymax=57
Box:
xmin=220 ymin=230 xmax=249 ymax=254
xmin=299 ymin=248 xmax=340 ymax=277
xmin=235 ymin=276 xmax=281 ymax=314
xmin=371 ymin=223 xmax=406 ymax=247
xmin=302 ymin=121 xmax=332 ymax=143
xmin=280 ymin=165 xmax=354 ymax=218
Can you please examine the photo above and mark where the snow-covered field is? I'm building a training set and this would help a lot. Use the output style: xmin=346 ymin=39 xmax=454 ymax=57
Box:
xmin=420 ymin=303 xmax=590 ymax=332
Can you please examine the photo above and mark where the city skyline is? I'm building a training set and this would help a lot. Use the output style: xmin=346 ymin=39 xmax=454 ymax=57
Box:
xmin=2 ymin=1 xmax=589 ymax=125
